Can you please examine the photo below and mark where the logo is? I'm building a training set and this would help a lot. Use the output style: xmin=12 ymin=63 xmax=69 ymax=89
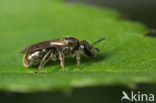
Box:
xmin=121 ymin=91 xmax=155 ymax=102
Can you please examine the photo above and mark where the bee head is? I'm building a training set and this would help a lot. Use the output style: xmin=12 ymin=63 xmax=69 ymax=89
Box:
xmin=80 ymin=37 xmax=105 ymax=57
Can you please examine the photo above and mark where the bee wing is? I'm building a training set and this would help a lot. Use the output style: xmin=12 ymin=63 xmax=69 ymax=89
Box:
xmin=20 ymin=39 xmax=68 ymax=53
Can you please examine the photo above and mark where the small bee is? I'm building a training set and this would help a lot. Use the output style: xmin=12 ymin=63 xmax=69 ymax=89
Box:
xmin=20 ymin=37 xmax=105 ymax=73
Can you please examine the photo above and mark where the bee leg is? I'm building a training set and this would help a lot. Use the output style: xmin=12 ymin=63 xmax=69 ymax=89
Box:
xmin=34 ymin=50 xmax=52 ymax=73
xmin=76 ymin=51 xmax=81 ymax=69
xmin=58 ymin=51 xmax=65 ymax=71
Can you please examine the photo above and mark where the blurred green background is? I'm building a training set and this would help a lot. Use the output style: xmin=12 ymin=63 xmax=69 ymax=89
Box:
xmin=1 ymin=84 xmax=156 ymax=103
xmin=0 ymin=0 xmax=156 ymax=103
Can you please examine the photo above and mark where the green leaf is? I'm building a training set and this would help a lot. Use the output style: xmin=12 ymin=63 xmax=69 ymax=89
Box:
xmin=0 ymin=0 xmax=155 ymax=92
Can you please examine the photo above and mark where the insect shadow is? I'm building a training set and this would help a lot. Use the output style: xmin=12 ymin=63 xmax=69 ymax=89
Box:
xmin=37 ymin=52 xmax=108 ymax=71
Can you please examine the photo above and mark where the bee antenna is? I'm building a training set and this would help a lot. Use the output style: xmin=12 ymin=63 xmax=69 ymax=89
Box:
xmin=92 ymin=37 xmax=105 ymax=46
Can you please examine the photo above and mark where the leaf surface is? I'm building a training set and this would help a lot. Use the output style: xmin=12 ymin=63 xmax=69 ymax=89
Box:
xmin=0 ymin=0 xmax=156 ymax=92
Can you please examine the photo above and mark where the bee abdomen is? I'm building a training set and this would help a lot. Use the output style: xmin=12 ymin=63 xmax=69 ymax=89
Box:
xmin=23 ymin=50 xmax=47 ymax=67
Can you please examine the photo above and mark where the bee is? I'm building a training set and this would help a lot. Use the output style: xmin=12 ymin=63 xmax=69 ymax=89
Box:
xmin=20 ymin=37 xmax=105 ymax=73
